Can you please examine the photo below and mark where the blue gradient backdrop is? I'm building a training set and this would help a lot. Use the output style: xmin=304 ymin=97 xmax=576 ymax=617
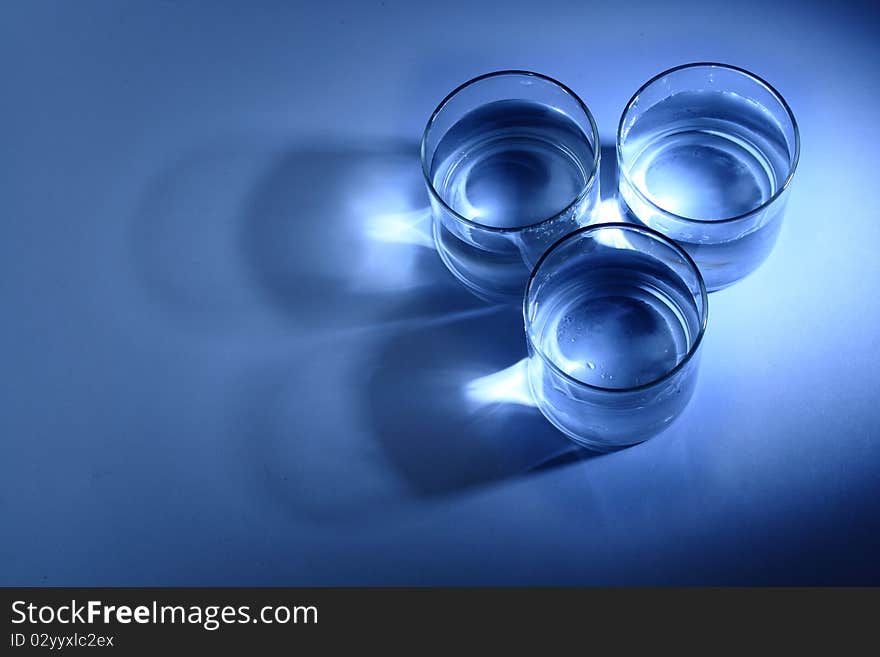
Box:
xmin=1 ymin=0 xmax=879 ymax=584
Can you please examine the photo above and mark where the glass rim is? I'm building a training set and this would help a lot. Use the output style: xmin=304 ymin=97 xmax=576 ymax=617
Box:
xmin=523 ymin=222 xmax=709 ymax=394
xmin=616 ymin=61 xmax=801 ymax=225
xmin=420 ymin=69 xmax=601 ymax=234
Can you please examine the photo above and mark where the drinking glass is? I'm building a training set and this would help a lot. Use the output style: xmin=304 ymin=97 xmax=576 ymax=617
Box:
xmin=524 ymin=223 xmax=708 ymax=449
xmin=421 ymin=70 xmax=601 ymax=301
xmin=617 ymin=63 xmax=799 ymax=291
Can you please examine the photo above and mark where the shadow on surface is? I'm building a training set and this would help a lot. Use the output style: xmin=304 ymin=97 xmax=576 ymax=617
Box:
xmin=130 ymin=139 xmax=282 ymax=332
xmin=364 ymin=302 xmax=584 ymax=497
xmin=232 ymin=140 xmax=591 ymax=516
xmin=240 ymin=141 xmax=475 ymax=331
xmin=129 ymin=135 xmax=610 ymax=520
xmin=600 ymin=143 xmax=618 ymax=202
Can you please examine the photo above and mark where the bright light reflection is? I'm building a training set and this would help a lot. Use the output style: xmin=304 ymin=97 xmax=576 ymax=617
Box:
xmin=355 ymin=205 xmax=433 ymax=291
xmin=364 ymin=208 xmax=433 ymax=247
xmin=553 ymin=352 xmax=588 ymax=377
xmin=593 ymin=226 xmax=632 ymax=250
xmin=348 ymin=168 xmax=434 ymax=291
xmin=465 ymin=358 xmax=536 ymax=408
xmin=595 ymin=199 xmax=623 ymax=223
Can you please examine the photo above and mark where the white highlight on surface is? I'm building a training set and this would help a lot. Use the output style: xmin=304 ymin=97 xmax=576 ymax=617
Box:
xmin=364 ymin=207 xmax=434 ymax=247
xmin=353 ymin=200 xmax=433 ymax=291
xmin=595 ymin=198 xmax=624 ymax=224
xmin=593 ymin=225 xmax=632 ymax=250
xmin=552 ymin=352 xmax=589 ymax=377
xmin=465 ymin=358 xmax=536 ymax=408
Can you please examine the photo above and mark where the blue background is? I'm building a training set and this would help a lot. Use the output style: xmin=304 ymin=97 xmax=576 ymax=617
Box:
xmin=2 ymin=0 xmax=879 ymax=585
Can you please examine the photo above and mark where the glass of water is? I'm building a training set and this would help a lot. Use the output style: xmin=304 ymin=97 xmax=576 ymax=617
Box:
xmin=617 ymin=63 xmax=800 ymax=291
xmin=421 ymin=70 xmax=601 ymax=301
xmin=524 ymin=223 xmax=708 ymax=450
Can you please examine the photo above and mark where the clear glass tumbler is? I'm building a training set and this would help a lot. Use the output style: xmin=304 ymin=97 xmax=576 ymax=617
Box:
xmin=524 ymin=223 xmax=708 ymax=450
xmin=617 ymin=63 xmax=799 ymax=291
xmin=421 ymin=70 xmax=601 ymax=301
